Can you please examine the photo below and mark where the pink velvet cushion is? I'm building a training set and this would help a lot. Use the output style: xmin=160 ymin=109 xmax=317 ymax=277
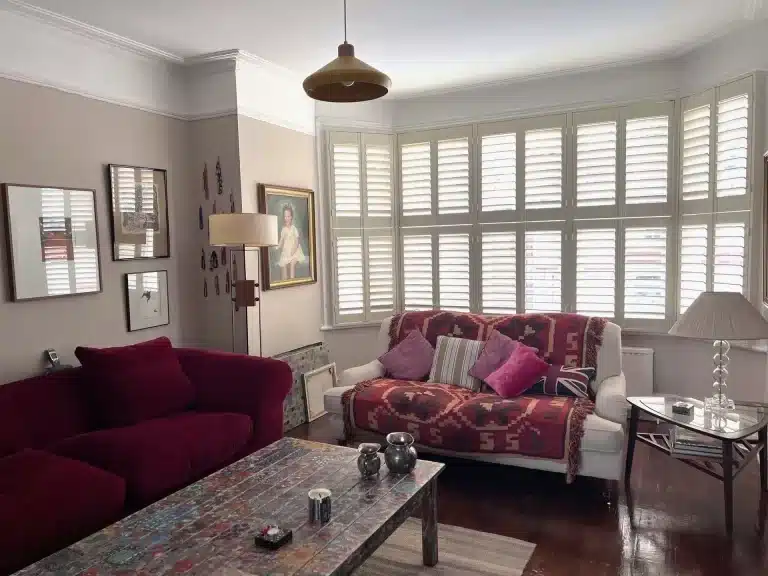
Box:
xmin=485 ymin=344 xmax=549 ymax=398
xmin=469 ymin=330 xmax=520 ymax=382
xmin=378 ymin=330 xmax=435 ymax=380
xmin=75 ymin=337 xmax=196 ymax=428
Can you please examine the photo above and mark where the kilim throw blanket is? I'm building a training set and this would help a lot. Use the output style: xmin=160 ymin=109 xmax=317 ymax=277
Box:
xmin=343 ymin=311 xmax=606 ymax=481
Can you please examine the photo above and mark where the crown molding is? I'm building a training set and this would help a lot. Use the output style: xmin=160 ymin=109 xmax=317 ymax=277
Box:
xmin=315 ymin=117 xmax=393 ymax=132
xmin=1 ymin=0 xmax=184 ymax=62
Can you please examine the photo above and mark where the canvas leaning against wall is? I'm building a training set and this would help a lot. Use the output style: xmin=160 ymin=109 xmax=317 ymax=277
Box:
xmin=258 ymin=183 xmax=317 ymax=290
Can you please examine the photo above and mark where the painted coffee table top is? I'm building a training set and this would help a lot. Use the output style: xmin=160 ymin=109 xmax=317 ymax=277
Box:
xmin=16 ymin=438 xmax=444 ymax=576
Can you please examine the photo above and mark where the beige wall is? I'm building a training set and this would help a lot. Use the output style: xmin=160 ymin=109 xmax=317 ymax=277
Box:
xmin=237 ymin=116 xmax=322 ymax=357
xmin=0 ymin=78 xmax=191 ymax=382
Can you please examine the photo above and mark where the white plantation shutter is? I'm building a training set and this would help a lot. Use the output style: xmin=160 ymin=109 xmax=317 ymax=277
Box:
xmin=624 ymin=226 xmax=667 ymax=320
xmin=481 ymin=230 xmax=516 ymax=314
xmin=524 ymin=229 xmax=562 ymax=313
xmin=525 ymin=127 xmax=562 ymax=210
xmin=139 ymin=169 xmax=155 ymax=258
xmin=41 ymin=189 xmax=71 ymax=296
xmin=713 ymin=220 xmax=746 ymax=293
xmin=625 ymin=115 xmax=669 ymax=205
xmin=70 ymin=191 xmax=99 ymax=292
xmin=364 ymin=141 xmax=392 ymax=219
xmin=334 ymin=235 xmax=364 ymax=318
xmin=716 ymin=93 xmax=749 ymax=199
xmin=437 ymin=233 xmax=470 ymax=312
xmin=437 ymin=138 xmax=470 ymax=214
xmin=367 ymin=234 xmax=394 ymax=315
xmin=481 ymin=133 xmax=516 ymax=212
xmin=679 ymin=223 xmax=708 ymax=314
xmin=331 ymin=141 xmax=361 ymax=219
xmin=401 ymin=142 xmax=432 ymax=217
xmin=576 ymin=121 xmax=617 ymax=207
xmin=402 ymin=234 xmax=434 ymax=310
xmin=681 ymin=104 xmax=711 ymax=202
xmin=575 ymin=227 xmax=616 ymax=316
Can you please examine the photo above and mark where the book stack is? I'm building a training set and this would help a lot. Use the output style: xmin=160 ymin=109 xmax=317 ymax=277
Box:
xmin=669 ymin=426 xmax=722 ymax=460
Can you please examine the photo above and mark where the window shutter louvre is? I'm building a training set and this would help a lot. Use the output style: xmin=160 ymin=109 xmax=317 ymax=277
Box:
xmin=41 ymin=189 xmax=71 ymax=296
xmin=367 ymin=234 xmax=394 ymax=314
xmin=70 ymin=190 xmax=99 ymax=292
xmin=576 ymin=228 xmax=616 ymax=316
xmin=625 ymin=115 xmax=669 ymax=204
xmin=713 ymin=222 xmax=746 ymax=293
xmin=332 ymin=143 xmax=361 ymax=218
xmin=437 ymin=138 xmax=469 ymax=214
xmin=576 ymin=122 xmax=616 ymax=207
xmin=365 ymin=143 xmax=392 ymax=218
xmin=624 ymin=227 xmax=667 ymax=319
xmin=679 ymin=224 xmax=708 ymax=314
xmin=681 ymin=105 xmax=711 ymax=202
xmin=525 ymin=128 xmax=562 ymax=210
xmin=438 ymin=233 xmax=470 ymax=312
xmin=716 ymin=94 xmax=749 ymax=198
xmin=481 ymin=231 xmax=516 ymax=314
xmin=401 ymin=142 xmax=432 ymax=216
xmin=481 ymin=133 xmax=516 ymax=212
xmin=525 ymin=230 xmax=561 ymax=312
xmin=335 ymin=236 xmax=364 ymax=317
xmin=402 ymin=234 xmax=434 ymax=310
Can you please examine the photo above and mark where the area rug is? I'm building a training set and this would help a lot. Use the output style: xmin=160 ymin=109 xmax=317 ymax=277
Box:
xmin=355 ymin=518 xmax=535 ymax=575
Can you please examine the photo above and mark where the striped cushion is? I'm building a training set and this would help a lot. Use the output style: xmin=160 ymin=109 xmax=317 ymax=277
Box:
xmin=428 ymin=336 xmax=484 ymax=391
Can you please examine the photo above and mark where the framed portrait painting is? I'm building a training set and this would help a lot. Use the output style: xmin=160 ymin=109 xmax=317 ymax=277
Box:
xmin=258 ymin=184 xmax=317 ymax=290
xmin=107 ymin=164 xmax=170 ymax=260
xmin=2 ymin=183 xmax=102 ymax=301
xmin=124 ymin=270 xmax=170 ymax=331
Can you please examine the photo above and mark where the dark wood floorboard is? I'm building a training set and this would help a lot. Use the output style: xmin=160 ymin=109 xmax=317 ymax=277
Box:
xmin=287 ymin=416 xmax=767 ymax=576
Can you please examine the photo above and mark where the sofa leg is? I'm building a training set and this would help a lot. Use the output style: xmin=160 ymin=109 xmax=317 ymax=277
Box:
xmin=603 ymin=479 xmax=620 ymax=508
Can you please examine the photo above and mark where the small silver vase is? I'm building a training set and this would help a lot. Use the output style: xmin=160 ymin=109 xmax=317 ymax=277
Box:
xmin=357 ymin=443 xmax=381 ymax=478
xmin=384 ymin=432 xmax=418 ymax=474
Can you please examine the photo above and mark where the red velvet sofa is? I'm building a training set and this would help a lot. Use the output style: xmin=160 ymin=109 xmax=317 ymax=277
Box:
xmin=0 ymin=345 xmax=292 ymax=575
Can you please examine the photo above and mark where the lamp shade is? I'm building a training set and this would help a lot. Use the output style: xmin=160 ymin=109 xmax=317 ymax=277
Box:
xmin=669 ymin=292 xmax=768 ymax=340
xmin=208 ymin=213 xmax=278 ymax=247
xmin=303 ymin=43 xmax=391 ymax=103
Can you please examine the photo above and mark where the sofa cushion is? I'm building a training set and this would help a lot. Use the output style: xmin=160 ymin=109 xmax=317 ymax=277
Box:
xmin=0 ymin=449 xmax=125 ymax=575
xmin=75 ymin=337 xmax=196 ymax=427
xmin=378 ymin=329 xmax=434 ymax=381
xmin=469 ymin=329 xmax=521 ymax=382
xmin=51 ymin=412 xmax=252 ymax=506
xmin=428 ymin=336 xmax=484 ymax=391
xmin=526 ymin=364 xmax=596 ymax=399
xmin=485 ymin=344 xmax=549 ymax=398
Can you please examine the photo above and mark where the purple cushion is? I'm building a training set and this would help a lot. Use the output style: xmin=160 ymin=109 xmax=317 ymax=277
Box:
xmin=75 ymin=337 xmax=196 ymax=428
xmin=52 ymin=412 xmax=252 ymax=506
xmin=378 ymin=330 xmax=435 ymax=380
xmin=485 ymin=344 xmax=549 ymax=398
xmin=469 ymin=330 xmax=521 ymax=381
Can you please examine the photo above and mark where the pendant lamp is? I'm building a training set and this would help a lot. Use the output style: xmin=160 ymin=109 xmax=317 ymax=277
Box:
xmin=303 ymin=0 xmax=391 ymax=102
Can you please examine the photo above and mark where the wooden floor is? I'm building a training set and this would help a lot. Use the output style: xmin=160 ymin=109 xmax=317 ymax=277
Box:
xmin=287 ymin=416 xmax=768 ymax=576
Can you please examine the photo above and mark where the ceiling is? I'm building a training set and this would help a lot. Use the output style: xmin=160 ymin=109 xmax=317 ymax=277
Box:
xmin=13 ymin=0 xmax=767 ymax=97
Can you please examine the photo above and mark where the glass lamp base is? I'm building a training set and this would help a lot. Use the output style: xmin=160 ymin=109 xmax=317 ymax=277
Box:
xmin=704 ymin=394 xmax=735 ymax=416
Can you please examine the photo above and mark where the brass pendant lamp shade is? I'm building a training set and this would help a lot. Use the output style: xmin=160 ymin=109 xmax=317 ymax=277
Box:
xmin=303 ymin=0 xmax=391 ymax=102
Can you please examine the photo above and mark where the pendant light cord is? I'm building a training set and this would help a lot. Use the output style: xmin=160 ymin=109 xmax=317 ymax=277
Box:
xmin=343 ymin=0 xmax=347 ymax=43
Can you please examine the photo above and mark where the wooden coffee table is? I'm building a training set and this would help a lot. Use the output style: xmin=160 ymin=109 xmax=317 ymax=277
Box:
xmin=16 ymin=438 xmax=444 ymax=575
xmin=626 ymin=395 xmax=768 ymax=536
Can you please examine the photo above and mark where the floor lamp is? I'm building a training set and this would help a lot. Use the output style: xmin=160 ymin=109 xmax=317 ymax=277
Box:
xmin=208 ymin=213 xmax=278 ymax=356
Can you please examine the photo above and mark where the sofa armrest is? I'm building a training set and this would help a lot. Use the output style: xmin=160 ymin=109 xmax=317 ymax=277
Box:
xmin=340 ymin=360 xmax=385 ymax=387
xmin=175 ymin=348 xmax=291 ymax=448
xmin=594 ymin=372 xmax=627 ymax=425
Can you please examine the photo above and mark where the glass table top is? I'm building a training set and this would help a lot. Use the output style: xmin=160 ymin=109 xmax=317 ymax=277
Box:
xmin=628 ymin=395 xmax=768 ymax=440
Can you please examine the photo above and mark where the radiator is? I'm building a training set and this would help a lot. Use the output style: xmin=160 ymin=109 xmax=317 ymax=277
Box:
xmin=622 ymin=346 xmax=654 ymax=419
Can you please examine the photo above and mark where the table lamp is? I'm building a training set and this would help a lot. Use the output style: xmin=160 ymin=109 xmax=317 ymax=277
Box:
xmin=669 ymin=292 xmax=768 ymax=415
xmin=209 ymin=213 xmax=278 ymax=356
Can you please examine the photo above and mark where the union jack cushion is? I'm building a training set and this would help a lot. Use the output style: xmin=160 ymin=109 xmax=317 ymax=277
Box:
xmin=527 ymin=364 xmax=596 ymax=399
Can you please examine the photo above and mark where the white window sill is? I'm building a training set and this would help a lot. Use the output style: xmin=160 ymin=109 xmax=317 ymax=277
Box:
xmin=321 ymin=321 xmax=383 ymax=332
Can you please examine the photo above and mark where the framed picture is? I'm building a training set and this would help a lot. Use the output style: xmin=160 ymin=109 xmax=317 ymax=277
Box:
xmin=302 ymin=362 xmax=337 ymax=422
xmin=258 ymin=184 xmax=317 ymax=290
xmin=764 ymin=154 xmax=768 ymax=306
xmin=108 ymin=164 xmax=170 ymax=260
xmin=124 ymin=270 xmax=170 ymax=331
xmin=2 ymin=184 xmax=102 ymax=301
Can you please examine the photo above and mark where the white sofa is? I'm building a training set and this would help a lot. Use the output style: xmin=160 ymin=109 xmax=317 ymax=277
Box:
xmin=324 ymin=316 xmax=628 ymax=481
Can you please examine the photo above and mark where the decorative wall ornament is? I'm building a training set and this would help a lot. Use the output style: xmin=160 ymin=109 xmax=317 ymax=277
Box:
xmin=203 ymin=277 xmax=208 ymax=298
xmin=225 ymin=270 xmax=231 ymax=294
xmin=209 ymin=250 xmax=219 ymax=271
xmin=258 ymin=184 xmax=317 ymax=290
xmin=124 ymin=270 xmax=169 ymax=331
xmin=216 ymin=157 xmax=223 ymax=195
xmin=199 ymin=206 xmax=204 ymax=230
xmin=212 ymin=199 xmax=217 ymax=214
xmin=2 ymin=184 xmax=102 ymax=301
xmin=200 ymin=249 xmax=206 ymax=270
xmin=221 ymin=247 xmax=227 ymax=262
xmin=229 ymin=190 xmax=235 ymax=213
xmin=107 ymin=165 xmax=169 ymax=260
xmin=203 ymin=163 xmax=209 ymax=200
xmin=214 ymin=275 xmax=220 ymax=296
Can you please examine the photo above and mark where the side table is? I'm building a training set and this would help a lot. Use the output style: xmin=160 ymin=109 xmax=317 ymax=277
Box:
xmin=625 ymin=395 xmax=768 ymax=536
